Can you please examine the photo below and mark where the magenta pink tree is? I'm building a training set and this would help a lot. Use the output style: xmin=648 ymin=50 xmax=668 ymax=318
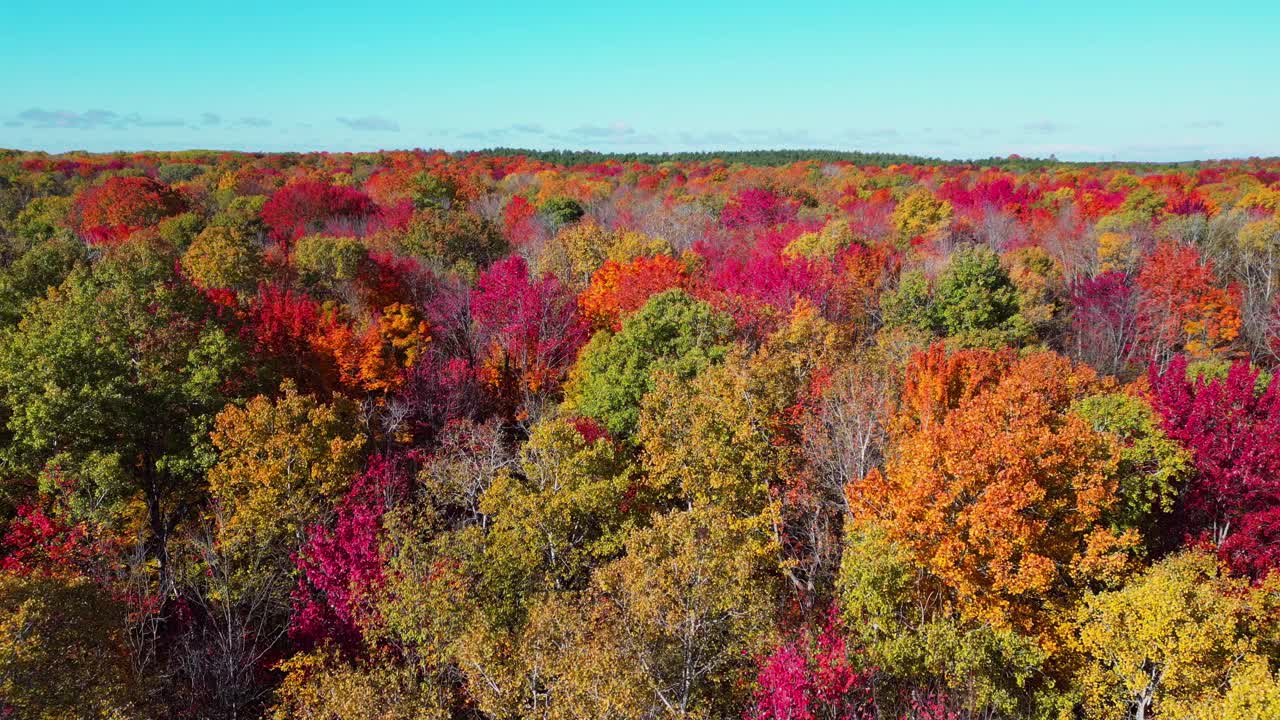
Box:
xmin=1149 ymin=356 xmax=1280 ymax=578
xmin=749 ymin=607 xmax=877 ymax=720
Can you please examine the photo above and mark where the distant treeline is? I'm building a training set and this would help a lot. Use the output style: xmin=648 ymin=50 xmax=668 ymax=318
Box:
xmin=464 ymin=146 xmax=1279 ymax=172
xmin=463 ymin=147 xmax=949 ymax=167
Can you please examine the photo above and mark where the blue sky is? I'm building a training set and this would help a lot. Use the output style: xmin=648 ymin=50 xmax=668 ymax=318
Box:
xmin=1 ymin=1 xmax=1276 ymax=161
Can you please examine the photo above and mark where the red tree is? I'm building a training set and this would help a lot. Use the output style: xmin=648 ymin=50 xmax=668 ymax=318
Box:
xmin=1149 ymin=356 xmax=1280 ymax=578
xmin=262 ymin=180 xmax=378 ymax=244
xmin=70 ymin=176 xmax=187 ymax=245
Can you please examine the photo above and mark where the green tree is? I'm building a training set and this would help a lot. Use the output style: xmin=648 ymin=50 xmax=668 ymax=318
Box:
xmin=1072 ymin=392 xmax=1191 ymax=539
xmin=567 ymin=289 xmax=732 ymax=439
xmin=540 ymin=196 xmax=585 ymax=227
xmin=0 ymin=241 xmax=244 ymax=588
xmin=0 ymin=232 xmax=85 ymax=327
xmin=479 ymin=415 xmax=639 ymax=623
xmin=838 ymin=524 xmax=1051 ymax=718
xmin=292 ymin=234 xmax=368 ymax=290
xmin=932 ymin=245 xmax=1031 ymax=348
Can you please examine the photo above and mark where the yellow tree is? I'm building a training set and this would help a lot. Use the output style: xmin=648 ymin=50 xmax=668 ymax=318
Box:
xmin=1073 ymin=550 xmax=1275 ymax=720
xmin=522 ymin=507 xmax=779 ymax=720
xmin=208 ymin=381 xmax=366 ymax=556
xmin=891 ymin=188 xmax=952 ymax=246
xmin=0 ymin=571 xmax=139 ymax=719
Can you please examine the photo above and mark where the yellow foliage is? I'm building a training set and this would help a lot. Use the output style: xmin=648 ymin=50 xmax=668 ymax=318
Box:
xmin=208 ymin=381 xmax=366 ymax=551
xmin=1096 ymin=231 xmax=1138 ymax=273
xmin=1073 ymin=551 xmax=1265 ymax=720
xmin=783 ymin=217 xmax=858 ymax=259
xmin=891 ymin=189 xmax=952 ymax=243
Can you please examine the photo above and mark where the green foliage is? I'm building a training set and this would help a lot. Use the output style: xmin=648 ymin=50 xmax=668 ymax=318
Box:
xmin=931 ymin=245 xmax=1032 ymax=348
xmin=1187 ymin=357 xmax=1273 ymax=393
xmin=478 ymin=415 xmax=638 ymax=622
xmin=838 ymin=524 xmax=1054 ymax=718
xmin=466 ymin=147 xmax=952 ymax=167
xmin=410 ymin=171 xmax=458 ymax=210
xmin=568 ymin=289 xmax=733 ymax=439
xmin=293 ymin=234 xmax=368 ymax=287
xmin=10 ymin=196 xmax=73 ymax=243
xmin=157 ymin=211 xmax=204 ymax=249
xmin=880 ymin=269 xmax=934 ymax=335
xmin=155 ymin=163 xmax=204 ymax=184
xmin=539 ymin=196 xmax=585 ymax=226
xmin=0 ymin=233 xmax=86 ymax=327
xmin=1072 ymin=392 xmax=1191 ymax=536
xmin=531 ymin=506 xmax=779 ymax=719
xmin=397 ymin=207 xmax=506 ymax=270
xmin=782 ymin=218 xmax=858 ymax=259
xmin=0 ymin=242 xmax=243 ymax=552
xmin=210 ymin=194 xmax=268 ymax=237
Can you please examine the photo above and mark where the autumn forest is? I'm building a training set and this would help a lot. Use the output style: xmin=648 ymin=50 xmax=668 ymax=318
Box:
xmin=2 ymin=148 xmax=1280 ymax=720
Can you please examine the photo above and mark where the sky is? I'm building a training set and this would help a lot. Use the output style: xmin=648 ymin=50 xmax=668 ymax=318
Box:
xmin=1 ymin=1 xmax=1277 ymax=161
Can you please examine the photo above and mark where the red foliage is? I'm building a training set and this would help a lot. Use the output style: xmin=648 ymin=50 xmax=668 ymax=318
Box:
xmin=502 ymin=194 xmax=543 ymax=246
xmin=291 ymin=455 xmax=413 ymax=650
xmin=570 ymin=416 xmax=612 ymax=445
xmin=1149 ymin=356 xmax=1280 ymax=578
xmin=70 ymin=176 xmax=187 ymax=245
xmin=471 ymin=256 xmax=588 ymax=419
xmin=1 ymin=499 xmax=109 ymax=577
xmin=1135 ymin=243 xmax=1242 ymax=360
xmin=749 ymin=607 xmax=876 ymax=720
xmin=722 ymin=187 xmax=801 ymax=229
xmin=262 ymin=180 xmax=378 ymax=244
xmin=245 ymin=284 xmax=320 ymax=358
xmin=1069 ymin=271 xmax=1140 ymax=375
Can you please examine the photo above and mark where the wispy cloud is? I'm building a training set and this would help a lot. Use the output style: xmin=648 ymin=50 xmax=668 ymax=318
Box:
xmin=338 ymin=115 xmax=400 ymax=132
xmin=200 ymin=112 xmax=222 ymax=126
xmin=456 ymin=123 xmax=546 ymax=143
xmin=1187 ymin=119 xmax=1225 ymax=129
xmin=677 ymin=130 xmax=742 ymax=146
xmin=566 ymin=122 xmax=634 ymax=139
xmin=554 ymin=122 xmax=659 ymax=146
xmin=1022 ymin=120 xmax=1066 ymax=134
xmin=736 ymin=128 xmax=823 ymax=146
xmin=237 ymin=116 xmax=272 ymax=128
xmin=8 ymin=108 xmax=186 ymax=130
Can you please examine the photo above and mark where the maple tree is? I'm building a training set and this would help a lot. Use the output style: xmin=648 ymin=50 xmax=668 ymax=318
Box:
xmin=261 ymin=179 xmax=378 ymax=245
xmin=1135 ymin=242 xmax=1242 ymax=362
xmin=69 ymin=175 xmax=187 ymax=245
xmin=853 ymin=347 xmax=1133 ymax=635
xmin=1148 ymin=355 xmax=1280 ymax=577
xmin=577 ymin=252 xmax=688 ymax=331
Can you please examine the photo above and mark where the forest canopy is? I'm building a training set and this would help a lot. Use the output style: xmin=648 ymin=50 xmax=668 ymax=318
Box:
xmin=1 ymin=147 xmax=1280 ymax=719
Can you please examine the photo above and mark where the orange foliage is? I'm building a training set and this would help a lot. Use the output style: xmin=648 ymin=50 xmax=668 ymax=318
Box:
xmin=1136 ymin=242 xmax=1242 ymax=358
xmin=310 ymin=303 xmax=430 ymax=394
xmin=854 ymin=349 xmax=1130 ymax=633
xmin=578 ymin=254 xmax=689 ymax=331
